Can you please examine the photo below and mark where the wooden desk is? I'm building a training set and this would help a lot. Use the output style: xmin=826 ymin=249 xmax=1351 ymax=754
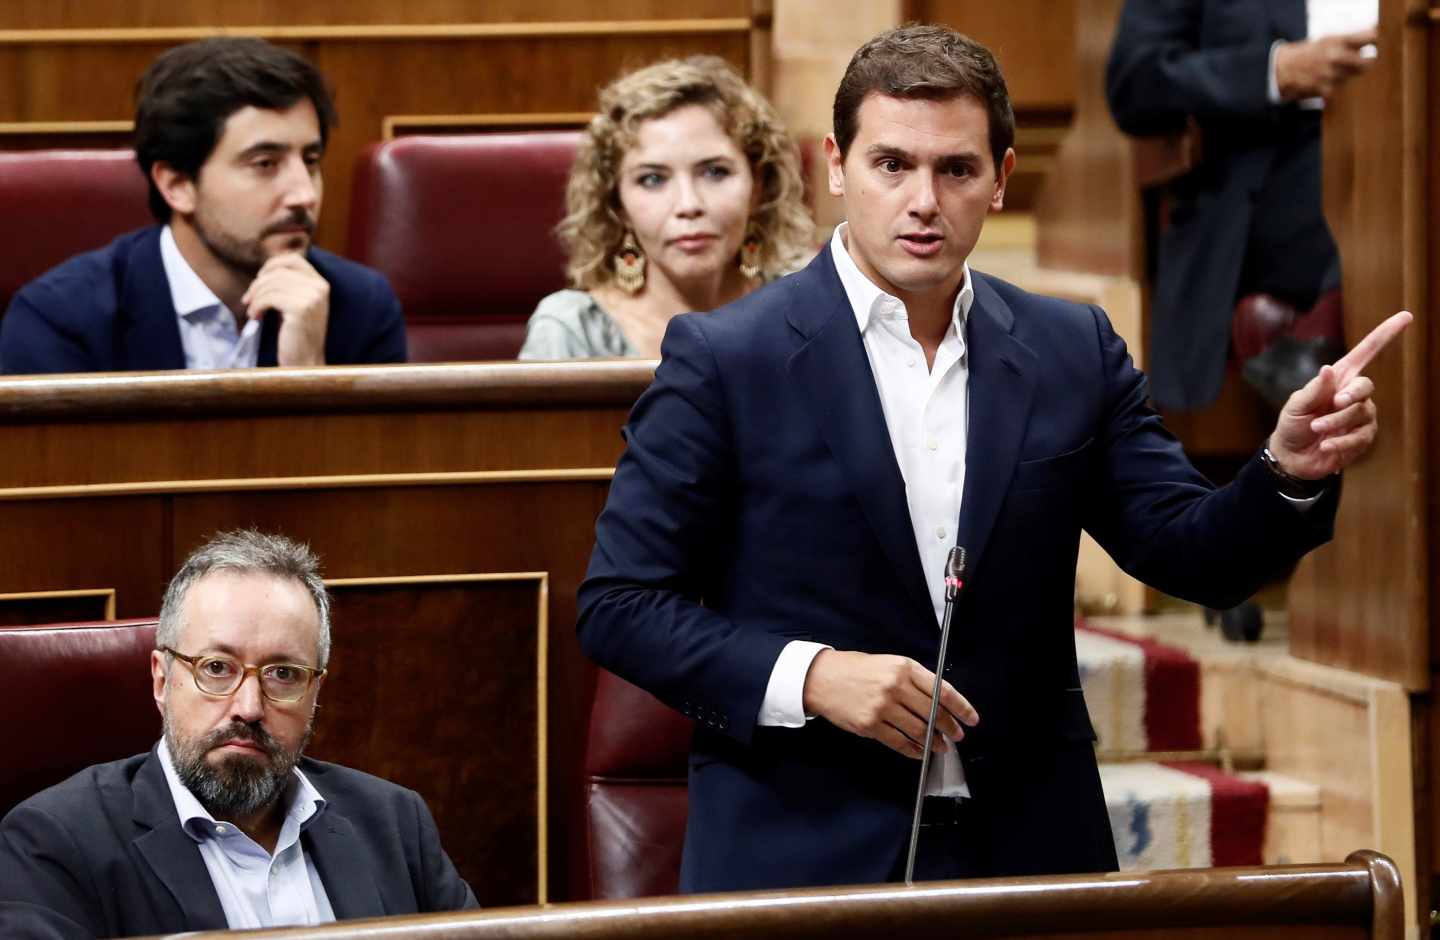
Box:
xmin=161 ymin=851 xmax=1403 ymax=940
xmin=0 ymin=361 xmax=654 ymax=905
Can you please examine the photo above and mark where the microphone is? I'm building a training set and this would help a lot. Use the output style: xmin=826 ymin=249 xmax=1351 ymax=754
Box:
xmin=903 ymin=545 xmax=968 ymax=885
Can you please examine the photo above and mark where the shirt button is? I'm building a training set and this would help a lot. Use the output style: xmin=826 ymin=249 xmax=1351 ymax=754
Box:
xmin=927 ymin=438 xmax=938 ymax=451
xmin=936 ymin=526 xmax=947 ymax=540
xmin=215 ymin=825 xmax=228 ymax=834
xmin=907 ymin=359 xmax=916 ymax=368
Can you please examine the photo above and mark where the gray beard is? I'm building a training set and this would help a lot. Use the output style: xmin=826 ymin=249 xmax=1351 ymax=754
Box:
xmin=164 ymin=715 xmax=311 ymax=822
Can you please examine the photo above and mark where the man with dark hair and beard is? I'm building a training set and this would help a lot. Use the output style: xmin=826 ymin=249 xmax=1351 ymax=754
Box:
xmin=0 ymin=530 xmax=476 ymax=938
xmin=0 ymin=37 xmax=406 ymax=375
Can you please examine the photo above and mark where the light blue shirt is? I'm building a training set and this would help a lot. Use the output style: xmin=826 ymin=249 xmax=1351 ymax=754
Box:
xmin=159 ymin=225 xmax=262 ymax=369
xmin=157 ymin=738 xmax=336 ymax=930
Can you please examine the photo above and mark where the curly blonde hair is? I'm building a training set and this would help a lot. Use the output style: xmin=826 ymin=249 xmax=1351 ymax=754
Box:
xmin=559 ymin=55 xmax=813 ymax=290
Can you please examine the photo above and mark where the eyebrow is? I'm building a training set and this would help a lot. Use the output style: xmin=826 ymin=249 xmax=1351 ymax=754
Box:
xmin=236 ymin=139 xmax=324 ymax=160
xmin=197 ymin=642 xmax=311 ymax=664
xmin=629 ymin=155 xmax=738 ymax=172
xmin=865 ymin=144 xmax=983 ymax=168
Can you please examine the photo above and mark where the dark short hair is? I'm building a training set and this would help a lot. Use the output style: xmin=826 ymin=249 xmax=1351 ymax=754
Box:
xmin=133 ymin=37 xmax=338 ymax=221
xmin=832 ymin=24 xmax=1015 ymax=173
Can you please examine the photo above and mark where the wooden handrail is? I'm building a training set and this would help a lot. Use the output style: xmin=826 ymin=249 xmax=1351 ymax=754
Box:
xmin=0 ymin=360 xmax=656 ymax=421
xmin=153 ymin=851 xmax=1403 ymax=940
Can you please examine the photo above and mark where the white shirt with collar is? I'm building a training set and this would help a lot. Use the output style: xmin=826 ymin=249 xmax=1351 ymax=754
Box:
xmin=159 ymin=225 xmax=262 ymax=370
xmin=757 ymin=222 xmax=973 ymax=798
xmin=157 ymin=737 xmax=336 ymax=929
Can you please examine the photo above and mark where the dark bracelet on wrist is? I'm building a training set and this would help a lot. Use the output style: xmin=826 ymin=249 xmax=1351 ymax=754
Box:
xmin=1260 ymin=444 xmax=1332 ymax=499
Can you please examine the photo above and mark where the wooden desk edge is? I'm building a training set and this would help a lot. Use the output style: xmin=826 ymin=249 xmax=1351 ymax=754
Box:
xmin=0 ymin=360 xmax=657 ymax=420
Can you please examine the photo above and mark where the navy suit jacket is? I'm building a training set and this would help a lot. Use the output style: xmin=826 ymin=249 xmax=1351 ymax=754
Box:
xmin=1105 ymin=0 xmax=1331 ymax=411
xmin=578 ymin=246 xmax=1337 ymax=891
xmin=0 ymin=748 xmax=476 ymax=939
xmin=0 ymin=226 xmax=406 ymax=375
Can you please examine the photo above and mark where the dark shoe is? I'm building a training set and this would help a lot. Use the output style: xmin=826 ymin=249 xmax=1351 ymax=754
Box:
xmin=1231 ymin=294 xmax=1297 ymax=361
xmin=1241 ymin=334 xmax=1343 ymax=409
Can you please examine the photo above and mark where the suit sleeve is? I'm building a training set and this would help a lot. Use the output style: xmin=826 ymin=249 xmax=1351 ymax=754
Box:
xmin=1082 ymin=305 xmax=1337 ymax=608
xmin=0 ymin=288 xmax=95 ymax=376
xmin=577 ymin=314 xmax=789 ymax=746
xmin=0 ymin=804 xmax=105 ymax=940
xmin=363 ymin=274 xmax=407 ymax=364
xmin=407 ymin=790 xmax=477 ymax=912
xmin=1105 ymin=0 xmax=1276 ymax=136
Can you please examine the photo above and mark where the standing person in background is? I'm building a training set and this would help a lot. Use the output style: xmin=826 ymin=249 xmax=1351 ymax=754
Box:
xmin=1106 ymin=0 xmax=1375 ymax=411
xmin=518 ymin=56 xmax=813 ymax=360
xmin=0 ymin=38 xmax=407 ymax=376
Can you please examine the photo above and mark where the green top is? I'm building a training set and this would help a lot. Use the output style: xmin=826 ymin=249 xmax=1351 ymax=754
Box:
xmin=517 ymin=290 xmax=639 ymax=360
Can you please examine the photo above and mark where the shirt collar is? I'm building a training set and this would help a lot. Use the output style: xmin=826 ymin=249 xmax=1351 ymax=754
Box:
xmin=829 ymin=222 xmax=973 ymax=339
xmin=159 ymin=225 xmax=229 ymax=321
xmin=157 ymin=737 xmax=327 ymax=843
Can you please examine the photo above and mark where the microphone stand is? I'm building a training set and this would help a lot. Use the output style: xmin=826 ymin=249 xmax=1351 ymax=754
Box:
xmin=903 ymin=546 xmax=967 ymax=886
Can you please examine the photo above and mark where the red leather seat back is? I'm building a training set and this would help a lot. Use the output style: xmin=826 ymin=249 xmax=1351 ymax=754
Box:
xmin=0 ymin=619 xmax=161 ymax=815
xmin=348 ymin=132 xmax=580 ymax=362
xmin=582 ymin=669 xmax=693 ymax=899
xmin=0 ymin=150 xmax=152 ymax=313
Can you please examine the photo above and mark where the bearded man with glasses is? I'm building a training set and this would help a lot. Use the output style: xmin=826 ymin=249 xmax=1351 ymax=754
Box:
xmin=0 ymin=530 xmax=476 ymax=938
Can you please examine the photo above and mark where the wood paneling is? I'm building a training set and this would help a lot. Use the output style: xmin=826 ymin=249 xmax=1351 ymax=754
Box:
xmin=0 ymin=1 xmax=751 ymax=29
xmin=0 ymin=3 xmax=756 ymax=253
xmin=0 ymin=362 xmax=653 ymax=903
xmin=1031 ymin=0 xmax=1136 ymax=279
xmin=904 ymin=0 xmax=1076 ymax=111
xmin=1286 ymin=0 xmax=1429 ymax=692
xmin=319 ymin=576 xmax=546 ymax=906
xmin=0 ymin=590 xmax=114 ymax=626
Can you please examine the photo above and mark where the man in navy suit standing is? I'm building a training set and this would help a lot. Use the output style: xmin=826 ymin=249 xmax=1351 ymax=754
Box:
xmin=578 ymin=25 xmax=1408 ymax=891
xmin=0 ymin=38 xmax=406 ymax=375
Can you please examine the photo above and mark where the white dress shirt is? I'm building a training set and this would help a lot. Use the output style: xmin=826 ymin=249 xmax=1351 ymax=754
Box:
xmin=158 ymin=737 xmax=336 ymax=929
xmin=160 ymin=225 xmax=262 ymax=370
xmin=758 ymin=223 xmax=973 ymax=798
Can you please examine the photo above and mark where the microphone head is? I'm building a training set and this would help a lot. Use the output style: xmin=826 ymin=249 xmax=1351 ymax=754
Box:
xmin=944 ymin=546 xmax=967 ymax=601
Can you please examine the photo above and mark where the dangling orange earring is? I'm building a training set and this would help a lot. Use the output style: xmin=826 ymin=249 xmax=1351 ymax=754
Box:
xmin=739 ymin=224 xmax=763 ymax=280
xmin=614 ymin=230 xmax=646 ymax=294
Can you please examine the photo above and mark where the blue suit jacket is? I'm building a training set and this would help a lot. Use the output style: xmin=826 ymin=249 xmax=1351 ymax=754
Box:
xmin=0 ymin=226 xmax=406 ymax=375
xmin=0 ymin=748 xmax=476 ymax=938
xmin=579 ymin=246 xmax=1337 ymax=891
xmin=1105 ymin=0 xmax=1331 ymax=411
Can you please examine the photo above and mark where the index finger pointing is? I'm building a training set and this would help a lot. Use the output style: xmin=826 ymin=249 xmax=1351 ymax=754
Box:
xmin=1333 ymin=311 xmax=1412 ymax=383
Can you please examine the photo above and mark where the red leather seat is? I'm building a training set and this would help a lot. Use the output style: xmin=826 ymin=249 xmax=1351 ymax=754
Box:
xmin=348 ymin=132 xmax=580 ymax=362
xmin=0 ymin=150 xmax=152 ymax=314
xmin=581 ymin=669 xmax=692 ymax=899
xmin=0 ymin=619 xmax=160 ymax=816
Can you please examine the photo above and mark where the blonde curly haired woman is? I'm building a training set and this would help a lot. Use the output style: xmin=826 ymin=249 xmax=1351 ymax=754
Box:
xmin=519 ymin=56 xmax=813 ymax=360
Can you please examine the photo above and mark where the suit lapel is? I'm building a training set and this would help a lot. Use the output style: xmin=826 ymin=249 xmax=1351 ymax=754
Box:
xmin=304 ymin=809 xmax=388 ymax=920
xmin=116 ymin=227 xmax=187 ymax=371
xmin=785 ymin=247 xmax=934 ymax=625
xmin=956 ymin=274 xmax=1038 ymax=583
xmin=130 ymin=750 xmax=228 ymax=932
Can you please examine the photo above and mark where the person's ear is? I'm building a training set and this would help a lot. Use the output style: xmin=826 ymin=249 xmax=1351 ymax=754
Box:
xmin=824 ymin=134 xmax=846 ymax=198
xmin=151 ymin=161 xmax=198 ymax=216
xmin=151 ymin=649 xmax=170 ymax=717
xmin=989 ymin=148 xmax=1016 ymax=213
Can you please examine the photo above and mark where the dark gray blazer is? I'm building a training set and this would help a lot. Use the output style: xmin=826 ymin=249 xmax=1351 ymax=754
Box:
xmin=0 ymin=748 xmax=476 ymax=939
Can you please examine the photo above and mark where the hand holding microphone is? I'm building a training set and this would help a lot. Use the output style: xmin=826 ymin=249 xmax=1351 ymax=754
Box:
xmin=800 ymin=546 xmax=979 ymax=760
